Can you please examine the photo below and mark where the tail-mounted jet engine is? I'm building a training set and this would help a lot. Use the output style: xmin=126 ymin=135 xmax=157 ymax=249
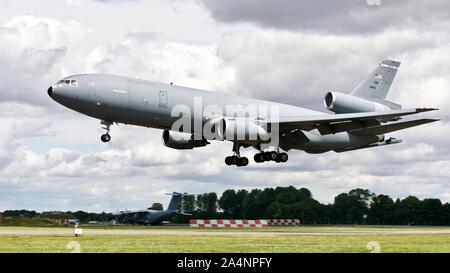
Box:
xmin=324 ymin=91 xmax=392 ymax=114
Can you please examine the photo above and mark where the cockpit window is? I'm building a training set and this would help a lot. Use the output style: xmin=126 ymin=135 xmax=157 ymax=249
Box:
xmin=57 ymin=79 xmax=78 ymax=87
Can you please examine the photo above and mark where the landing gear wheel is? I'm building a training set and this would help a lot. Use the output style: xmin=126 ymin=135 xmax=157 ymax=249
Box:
xmin=275 ymin=154 xmax=282 ymax=163
xmin=101 ymin=134 xmax=111 ymax=143
xmin=280 ymin=152 xmax=288 ymax=162
xmin=225 ymin=156 xmax=233 ymax=166
xmin=254 ymin=153 xmax=264 ymax=163
xmin=254 ymin=154 xmax=260 ymax=163
xmin=230 ymin=155 xmax=239 ymax=165
xmin=100 ymin=120 xmax=112 ymax=143
xmin=269 ymin=151 xmax=278 ymax=161
xmin=239 ymin=157 xmax=249 ymax=166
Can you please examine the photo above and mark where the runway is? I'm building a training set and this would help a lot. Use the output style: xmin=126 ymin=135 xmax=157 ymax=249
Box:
xmin=2 ymin=227 xmax=450 ymax=236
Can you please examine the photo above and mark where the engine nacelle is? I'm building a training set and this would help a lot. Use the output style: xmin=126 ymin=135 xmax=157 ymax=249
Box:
xmin=207 ymin=118 xmax=270 ymax=142
xmin=324 ymin=92 xmax=391 ymax=113
xmin=162 ymin=130 xmax=209 ymax=150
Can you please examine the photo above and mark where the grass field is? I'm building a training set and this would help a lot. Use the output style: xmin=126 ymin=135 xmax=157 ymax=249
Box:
xmin=1 ymin=226 xmax=450 ymax=253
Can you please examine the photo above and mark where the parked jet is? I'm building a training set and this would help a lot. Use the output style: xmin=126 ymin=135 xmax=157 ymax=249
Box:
xmin=115 ymin=192 xmax=191 ymax=225
xmin=48 ymin=60 xmax=438 ymax=166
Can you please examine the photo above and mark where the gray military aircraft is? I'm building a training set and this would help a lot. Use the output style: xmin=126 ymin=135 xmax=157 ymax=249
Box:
xmin=48 ymin=60 xmax=438 ymax=167
xmin=115 ymin=192 xmax=190 ymax=225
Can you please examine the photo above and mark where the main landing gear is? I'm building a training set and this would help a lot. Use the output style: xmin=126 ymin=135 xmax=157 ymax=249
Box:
xmin=224 ymin=143 xmax=289 ymax=166
xmin=225 ymin=155 xmax=249 ymax=167
xmin=254 ymin=151 xmax=288 ymax=163
xmin=100 ymin=120 xmax=112 ymax=143
xmin=225 ymin=143 xmax=249 ymax=167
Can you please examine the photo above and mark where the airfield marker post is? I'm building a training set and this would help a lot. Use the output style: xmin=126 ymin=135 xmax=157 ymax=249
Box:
xmin=74 ymin=225 xmax=83 ymax=237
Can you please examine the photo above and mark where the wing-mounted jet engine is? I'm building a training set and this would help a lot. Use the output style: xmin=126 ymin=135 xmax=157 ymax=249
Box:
xmin=162 ymin=130 xmax=209 ymax=150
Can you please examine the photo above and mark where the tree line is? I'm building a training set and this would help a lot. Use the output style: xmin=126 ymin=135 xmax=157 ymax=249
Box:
xmin=2 ymin=186 xmax=450 ymax=225
xmin=0 ymin=210 xmax=114 ymax=224
xmin=178 ymin=186 xmax=450 ymax=226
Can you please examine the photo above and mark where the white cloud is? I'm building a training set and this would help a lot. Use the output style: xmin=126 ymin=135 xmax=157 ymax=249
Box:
xmin=0 ymin=15 xmax=90 ymax=105
xmin=201 ymin=0 xmax=450 ymax=34
xmin=216 ymin=28 xmax=446 ymax=107
xmin=86 ymin=37 xmax=235 ymax=91
xmin=0 ymin=102 xmax=50 ymax=160
xmin=66 ymin=0 xmax=82 ymax=6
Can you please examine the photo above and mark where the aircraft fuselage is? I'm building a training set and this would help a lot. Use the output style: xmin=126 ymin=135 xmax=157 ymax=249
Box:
xmin=48 ymin=74 xmax=379 ymax=155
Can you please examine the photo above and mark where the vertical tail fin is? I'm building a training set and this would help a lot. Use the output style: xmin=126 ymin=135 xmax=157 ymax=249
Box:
xmin=167 ymin=192 xmax=183 ymax=211
xmin=351 ymin=59 xmax=401 ymax=100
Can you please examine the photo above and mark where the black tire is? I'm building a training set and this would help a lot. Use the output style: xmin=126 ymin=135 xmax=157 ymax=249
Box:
xmin=225 ymin=156 xmax=232 ymax=165
xmin=269 ymin=151 xmax=277 ymax=161
xmin=259 ymin=153 xmax=265 ymax=162
xmin=236 ymin=160 xmax=243 ymax=167
xmin=264 ymin=152 xmax=272 ymax=161
xmin=280 ymin=153 xmax=288 ymax=162
xmin=240 ymin=157 xmax=249 ymax=166
xmin=254 ymin=153 xmax=263 ymax=163
xmin=253 ymin=154 xmax=260 ymax=163
xmin=101 ymin=134 xmax=111 ymax=143
xmin=275 ymin=154 xmax=282 ymax=163
xmin=231 ymin=155 xmax=239 ymax=165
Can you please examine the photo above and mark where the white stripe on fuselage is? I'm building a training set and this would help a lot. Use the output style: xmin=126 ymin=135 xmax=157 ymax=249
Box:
xmin=112 ymin=89 xmax=128 ymax=94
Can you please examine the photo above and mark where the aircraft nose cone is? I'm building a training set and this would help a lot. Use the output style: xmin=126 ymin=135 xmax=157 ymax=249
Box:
xmin=47 ymin=86 xmax=53 ymax=97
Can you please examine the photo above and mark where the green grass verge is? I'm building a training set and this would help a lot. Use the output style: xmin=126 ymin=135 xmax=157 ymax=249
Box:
xmin=0 ymin=218 xmax=64 ymax=227
xmin=1 ymin=225 xmax=450 ymax=253
xmin=0 ymin=233 xmax=450 ymax=253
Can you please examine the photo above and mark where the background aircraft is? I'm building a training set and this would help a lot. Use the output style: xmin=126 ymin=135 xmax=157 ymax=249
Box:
xmin=115 ymin=192 xmax=191 ymax=225
xmin=48 ymin=59 xmax=438 ymax=167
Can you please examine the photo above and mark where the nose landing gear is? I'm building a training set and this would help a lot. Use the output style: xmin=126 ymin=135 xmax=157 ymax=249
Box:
xmin=100 ymin=120 xmax=112 ymax=143
xmin=101 ymin=133 xmax=111 ymax=143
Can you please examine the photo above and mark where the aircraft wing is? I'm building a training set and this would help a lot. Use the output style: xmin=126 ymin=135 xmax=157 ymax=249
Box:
xmin=350 ymin=118 xmax=439 ymax=135
xmin=267 ymin=108 xmax=437 ymax=135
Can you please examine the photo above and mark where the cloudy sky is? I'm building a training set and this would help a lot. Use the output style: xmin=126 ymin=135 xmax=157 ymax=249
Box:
xmin=0 ymin=0 xmax=448 ymax=212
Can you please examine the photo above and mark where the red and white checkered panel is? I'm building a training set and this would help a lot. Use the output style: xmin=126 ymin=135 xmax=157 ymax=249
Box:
xmin=189 ymin=219 xmax=268 ymax=228
xmin=267 ymin=219 xmax=300 ymax=226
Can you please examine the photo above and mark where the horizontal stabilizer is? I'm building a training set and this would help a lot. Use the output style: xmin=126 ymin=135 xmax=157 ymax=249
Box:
xmin=334 ymin=138 xmax=402 ymax=153
xmin=352 ymin=118 xmax=439 ymax=135
xmin=177 ymin=212 xmax=193 ymax=216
